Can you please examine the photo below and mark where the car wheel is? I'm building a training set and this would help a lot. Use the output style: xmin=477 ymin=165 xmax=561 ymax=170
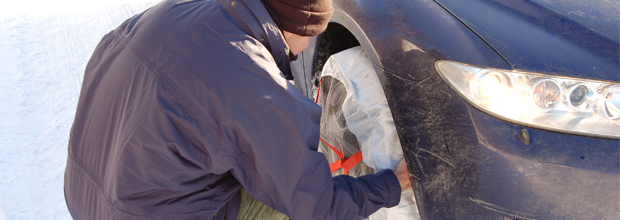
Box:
xmin=313 ymin=45 xmax=421 ymax=220
xmin=315 ymin=67 xmax=376 ymax=177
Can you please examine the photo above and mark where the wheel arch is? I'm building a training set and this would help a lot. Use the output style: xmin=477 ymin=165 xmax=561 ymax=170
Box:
xmin=305 ymin=9 xmax=384 ymax=98
xmin=327 ymin=9 xmax=382 ymax=69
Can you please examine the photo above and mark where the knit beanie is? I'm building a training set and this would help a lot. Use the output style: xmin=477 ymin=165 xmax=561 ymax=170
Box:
xmin=262 ymin=0 xmax=334 ymax=36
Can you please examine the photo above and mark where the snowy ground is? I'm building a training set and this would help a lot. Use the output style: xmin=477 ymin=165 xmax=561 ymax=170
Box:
xmin=0 ymin=1 xmax=160 ymax=219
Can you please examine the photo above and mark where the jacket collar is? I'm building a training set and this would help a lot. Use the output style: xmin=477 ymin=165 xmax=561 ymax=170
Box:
xmin=216 ymin=0 xmax=293 ymax=79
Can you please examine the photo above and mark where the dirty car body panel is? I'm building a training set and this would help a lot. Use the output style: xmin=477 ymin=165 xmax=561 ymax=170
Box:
xmin=292 ymin=0 xmax=620 ymax=219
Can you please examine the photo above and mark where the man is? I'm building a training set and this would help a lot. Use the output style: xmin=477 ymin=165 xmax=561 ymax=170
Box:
xmin=64 ymin=0 xmax=412 ymax=219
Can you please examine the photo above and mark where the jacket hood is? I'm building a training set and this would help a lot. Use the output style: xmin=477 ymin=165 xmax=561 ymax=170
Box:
xmin=218 ymin=0 xmax=293 ymax=79
xmin=435 ymin=0 xmax=619 ymax=81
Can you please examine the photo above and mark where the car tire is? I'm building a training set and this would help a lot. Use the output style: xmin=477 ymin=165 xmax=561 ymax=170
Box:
xmin=312 ymin=45 xmax=421 ymax=220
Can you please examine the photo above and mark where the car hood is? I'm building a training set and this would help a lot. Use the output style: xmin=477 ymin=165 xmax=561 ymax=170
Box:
xmin=434 ymin=0 xmax=619 ymax=81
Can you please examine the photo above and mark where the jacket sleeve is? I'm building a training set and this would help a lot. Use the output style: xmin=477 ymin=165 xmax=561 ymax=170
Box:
xmin=213 ymin=58 xmax=401 ymax=219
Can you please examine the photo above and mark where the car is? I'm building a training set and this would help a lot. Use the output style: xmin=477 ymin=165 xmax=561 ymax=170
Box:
xmin=290 ymin=0 xmax=620 ymax=219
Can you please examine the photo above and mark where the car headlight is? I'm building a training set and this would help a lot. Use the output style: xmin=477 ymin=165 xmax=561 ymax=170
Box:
xmin=435 ymin=60 xmax=620 ymax=139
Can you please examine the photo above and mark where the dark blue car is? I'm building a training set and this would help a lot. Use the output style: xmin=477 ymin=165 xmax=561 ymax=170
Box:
xmin=292 ymin=0 xmax=620 ymax=219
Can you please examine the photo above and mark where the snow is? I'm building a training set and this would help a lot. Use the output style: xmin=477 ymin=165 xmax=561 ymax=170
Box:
xmin=0 ymin=1 xmax=160 ymax=219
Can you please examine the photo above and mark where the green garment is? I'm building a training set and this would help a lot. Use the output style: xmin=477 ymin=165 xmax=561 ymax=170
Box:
xmin=237 ymin=188 xmax=290 ymax=220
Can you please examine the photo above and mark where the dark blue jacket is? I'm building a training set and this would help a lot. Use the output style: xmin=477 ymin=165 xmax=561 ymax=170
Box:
xmin=64 ymin=0 xmax=401 ymax=219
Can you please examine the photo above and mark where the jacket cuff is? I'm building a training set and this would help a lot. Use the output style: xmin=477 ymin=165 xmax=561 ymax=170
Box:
xmin=377 ymin=169 xmax=402 ymax=208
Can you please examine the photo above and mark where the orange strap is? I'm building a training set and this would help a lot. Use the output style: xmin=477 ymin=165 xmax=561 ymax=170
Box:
xmin=315 ymin=77 xmax=323 ymax=104
xmin=320 ymin=138 xmax=364 ymax=175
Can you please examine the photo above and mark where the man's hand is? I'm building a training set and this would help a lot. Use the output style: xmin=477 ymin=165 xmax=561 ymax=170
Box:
xmin=395 ymin=159 xmax=412 ymax=192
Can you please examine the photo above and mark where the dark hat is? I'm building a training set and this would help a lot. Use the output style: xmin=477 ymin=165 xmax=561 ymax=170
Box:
xmin=262 ymin=0 xmax=334 ymax=36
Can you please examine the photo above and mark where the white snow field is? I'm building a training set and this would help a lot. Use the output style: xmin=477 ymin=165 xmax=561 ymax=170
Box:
xmin=0 ymin=1 xmax=160 ymax=219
